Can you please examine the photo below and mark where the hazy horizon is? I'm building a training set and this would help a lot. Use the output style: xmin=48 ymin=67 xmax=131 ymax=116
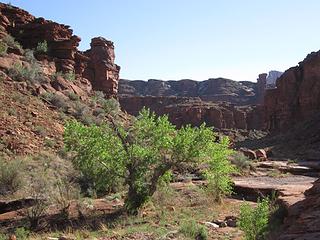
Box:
xmin=6 ymin=0 xmax=320 ymax=82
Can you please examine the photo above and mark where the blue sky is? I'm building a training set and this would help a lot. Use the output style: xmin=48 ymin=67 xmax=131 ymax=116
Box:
xmin=7 ymin=0 xmax=320 ymax=81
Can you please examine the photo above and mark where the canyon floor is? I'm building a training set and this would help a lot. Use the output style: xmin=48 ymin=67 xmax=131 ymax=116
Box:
xmin=0 ymin=157 xmax=317 ymax=240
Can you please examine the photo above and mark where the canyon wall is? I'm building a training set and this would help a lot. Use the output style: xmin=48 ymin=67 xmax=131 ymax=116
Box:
xmin=119 ymin=78 xmax=260 ymax=105
xmin=0 ymin=3 xmax=120 ymax=98
xmin=120 ymin=96 xmax=264 ymax=130
xmin=119 ymin=77 xmax=266 ymax=130
xmin=264 ymin=51 xmax=320 ymax=130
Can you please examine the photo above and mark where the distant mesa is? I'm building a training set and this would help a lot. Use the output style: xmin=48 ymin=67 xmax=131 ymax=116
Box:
xmin=266 ymin=70 xmax=283 ymax=88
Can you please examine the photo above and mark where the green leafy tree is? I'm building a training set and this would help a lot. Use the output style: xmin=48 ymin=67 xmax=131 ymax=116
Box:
xmin=203 ymin=137 xmax=236 ymax=202
xmin=64 ymin=108 xmax=232 ymax=214
xmin=238 ymin=198 xmax=270 ymax=240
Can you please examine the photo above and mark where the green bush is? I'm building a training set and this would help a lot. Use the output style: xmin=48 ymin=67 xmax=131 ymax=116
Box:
xmin=64 ymin=71 xmax=76 ymax=81
xmin=101 ymin=98 xmax=120 ymax=116
xmin=91 ymin=91 xmax=105 ymax=103
xmin=0 ymin=232 xmax=6 ymax=240
xmin=203 ymin=137 xmax=236 ymax=202
xmin=238 ymin=198 xmax=270 ymax=240
xmin=180 ymin=220 xmax=208 ymax=240
xmin=2 ymin=35 xmax=22 ymax=51
xmin=0 ymin=41 xmax=8 ymax=56
xmin=231 ymin=151 xmax=251 ymax=171
xmin=8 ymin=62 xmax=42 ymax=83
xmin=35 ymin=40 xmax=48 ymax=54
xmin=67 ymin=92 xmax=80 ymax=101
xmin=92 ymin=107 xmax=106 ymax=117
xmin=24 ymin=49 xmax=36 ymax=63
xmin=14 ymin=227 xmax=30 ymax=240
xmin=33 ymin=125 xmax=47 ymax=137
xmin=53 ymin=71 xmax=76 ymax=82
xmin=0 ymin=158 xmax=24 ymax=195
xmin=64 ymin=108 xmax=231 ymax=214
xmin=42 ymin=92 xmax=69 ymax=111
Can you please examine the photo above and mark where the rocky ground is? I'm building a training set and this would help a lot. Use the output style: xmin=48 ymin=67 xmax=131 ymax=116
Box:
xmin=0 ymin=157 xmax=317 ymax=239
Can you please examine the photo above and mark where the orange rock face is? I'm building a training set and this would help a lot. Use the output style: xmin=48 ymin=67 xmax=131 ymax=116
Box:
xmin=0 ymin=3 xmax=120 ymax=98
xmin=120 ymin=96 xmax=263 ymax=129
xmin=264 ymin=51 xmax=320 ymax=131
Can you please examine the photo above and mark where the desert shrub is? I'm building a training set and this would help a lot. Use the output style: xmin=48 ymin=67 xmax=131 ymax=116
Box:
xmin=51 ymin=177 xmax=79 ymax=218
xmin=2 ymin=35 xmax=22 ymax=51
xmin=24 ymin=174 xmax=52 ymax=230
xmin=67 ymin=92 xmax=80 ymax=101
xmin=79 ymin=112 xmax=96 ymax=126
xmin=203 ymin=137 xmax=236 ymax=202
xmin=71 ymin=101 xmax=96 ymax=125
xmin=92 ymin=107 xmax=105 ymax=117
xmin=8 ymin=62 xmax=42 ymax=83
xmin=33 ymin=125 xmax=47 ymax=137
xmin=0 ymin=158 xmax=24 ymax=195
xmin=0 ymin=41 xmax=8 ymax=56
xmin=0 ymin=232 xmax=6 ymax=240
xmin=52 ymin=71 xmax=76 ymax=82
xmin=238 ymin=198 xmax=271 ymax=240
xmin=72 ymin=101 xmax=89 ymax=118
xmin=64 ymin=71 xmax=76 ymax=81
xmin=64 ymin=108 xmax=232 ymax=214
xmin=44 ymin=138 xmax=55 ymax=148
xmin=35 ymin=40 xmax=48 ymax=54
xmin=24 ymin=49 xmax=36 ymax=63
xmin=101 ymin=98 xmax=120 ymax=116
xmin=231 ymin=151 xmax=251 ymax=171
xmin=180 ymin=220 xmax=208 ymax=240
xmin=91 ymin=91 xmax=105 ymax=102
xmin=42 ymin=92 xmax=69 ymax=111
xmin=7 ymin=108 xmax=17 ymax=116
xmin=14 ymin=227 xmax=30 ymax=240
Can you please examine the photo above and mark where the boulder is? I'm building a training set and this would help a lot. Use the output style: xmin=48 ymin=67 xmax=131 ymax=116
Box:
xmin=255 ymin=149 xmax=267 ymax=160
xmin=240 ymin=148 xmax=256 ymax=160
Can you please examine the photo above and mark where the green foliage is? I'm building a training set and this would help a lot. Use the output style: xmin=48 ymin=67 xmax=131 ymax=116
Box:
xmin=14 ymin=227 xmax=30 ymax=240
xmin=2 ymin=35 xmax=22 ymax=51
xmin=8 ymin=62 xmax=43 ymax=83
xmin=100 ymin=98 xmax=120 ymax=115
xmin=41 ymin=92 xmax=69 ymax=111
xmin=64 ymin=108 xmax=229 ymax=214
xmin=91 ymin=90 xmax=105 ymax=102
xmin=24 ymin=49 xmax=36 ymax=63
xmin=0 ymin=158 xmax=24 ymax=195
xmin=0 ymin=41 xmax=8 ymax=56
xmin=238 ymin=198 xmax=271 ymax=240
xmin=33 ymin=125 xmax=47 ymax=137
xmin=35 ymin=40 xmax=48 ymax=54
xmin=53 ymin=71 xmax=76 ymax=82
xmin=203 ymin=137 xmax=236 ymax=202
xmin=67 ymin=91 xmax=80 ymax=101
xmin=64 ymin=71 xmax=76 ymax=81
xmin=0 ymin=232 xmax=6 ymax=240
xmin=90 ymin=91 xmax=120 ymax=117
xmin=180 ymin=220 xmax=208 ymax=240
xmin=231 ymin=151 xmax=251 ymax=171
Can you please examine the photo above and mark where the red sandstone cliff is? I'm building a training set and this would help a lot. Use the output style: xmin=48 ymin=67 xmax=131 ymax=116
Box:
xmin=120 ymin=96 xmax=263 ymax=130
xmin=264 ymin=51 xmax=320 ymax=130
xmin=0 ymin=3 xmax=120 ymax=98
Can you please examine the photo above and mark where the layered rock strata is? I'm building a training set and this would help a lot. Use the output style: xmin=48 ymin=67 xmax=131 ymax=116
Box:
xmin=0 ymin=3 xmax=120 ymax=97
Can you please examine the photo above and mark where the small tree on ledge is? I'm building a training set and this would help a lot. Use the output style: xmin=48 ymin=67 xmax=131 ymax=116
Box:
xmin=64 ymin=108 xmax=233 ymax=214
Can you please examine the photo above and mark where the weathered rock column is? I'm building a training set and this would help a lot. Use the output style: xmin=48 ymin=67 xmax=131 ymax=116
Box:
xmin=84 ymin=37 xmax=120 ymax=98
